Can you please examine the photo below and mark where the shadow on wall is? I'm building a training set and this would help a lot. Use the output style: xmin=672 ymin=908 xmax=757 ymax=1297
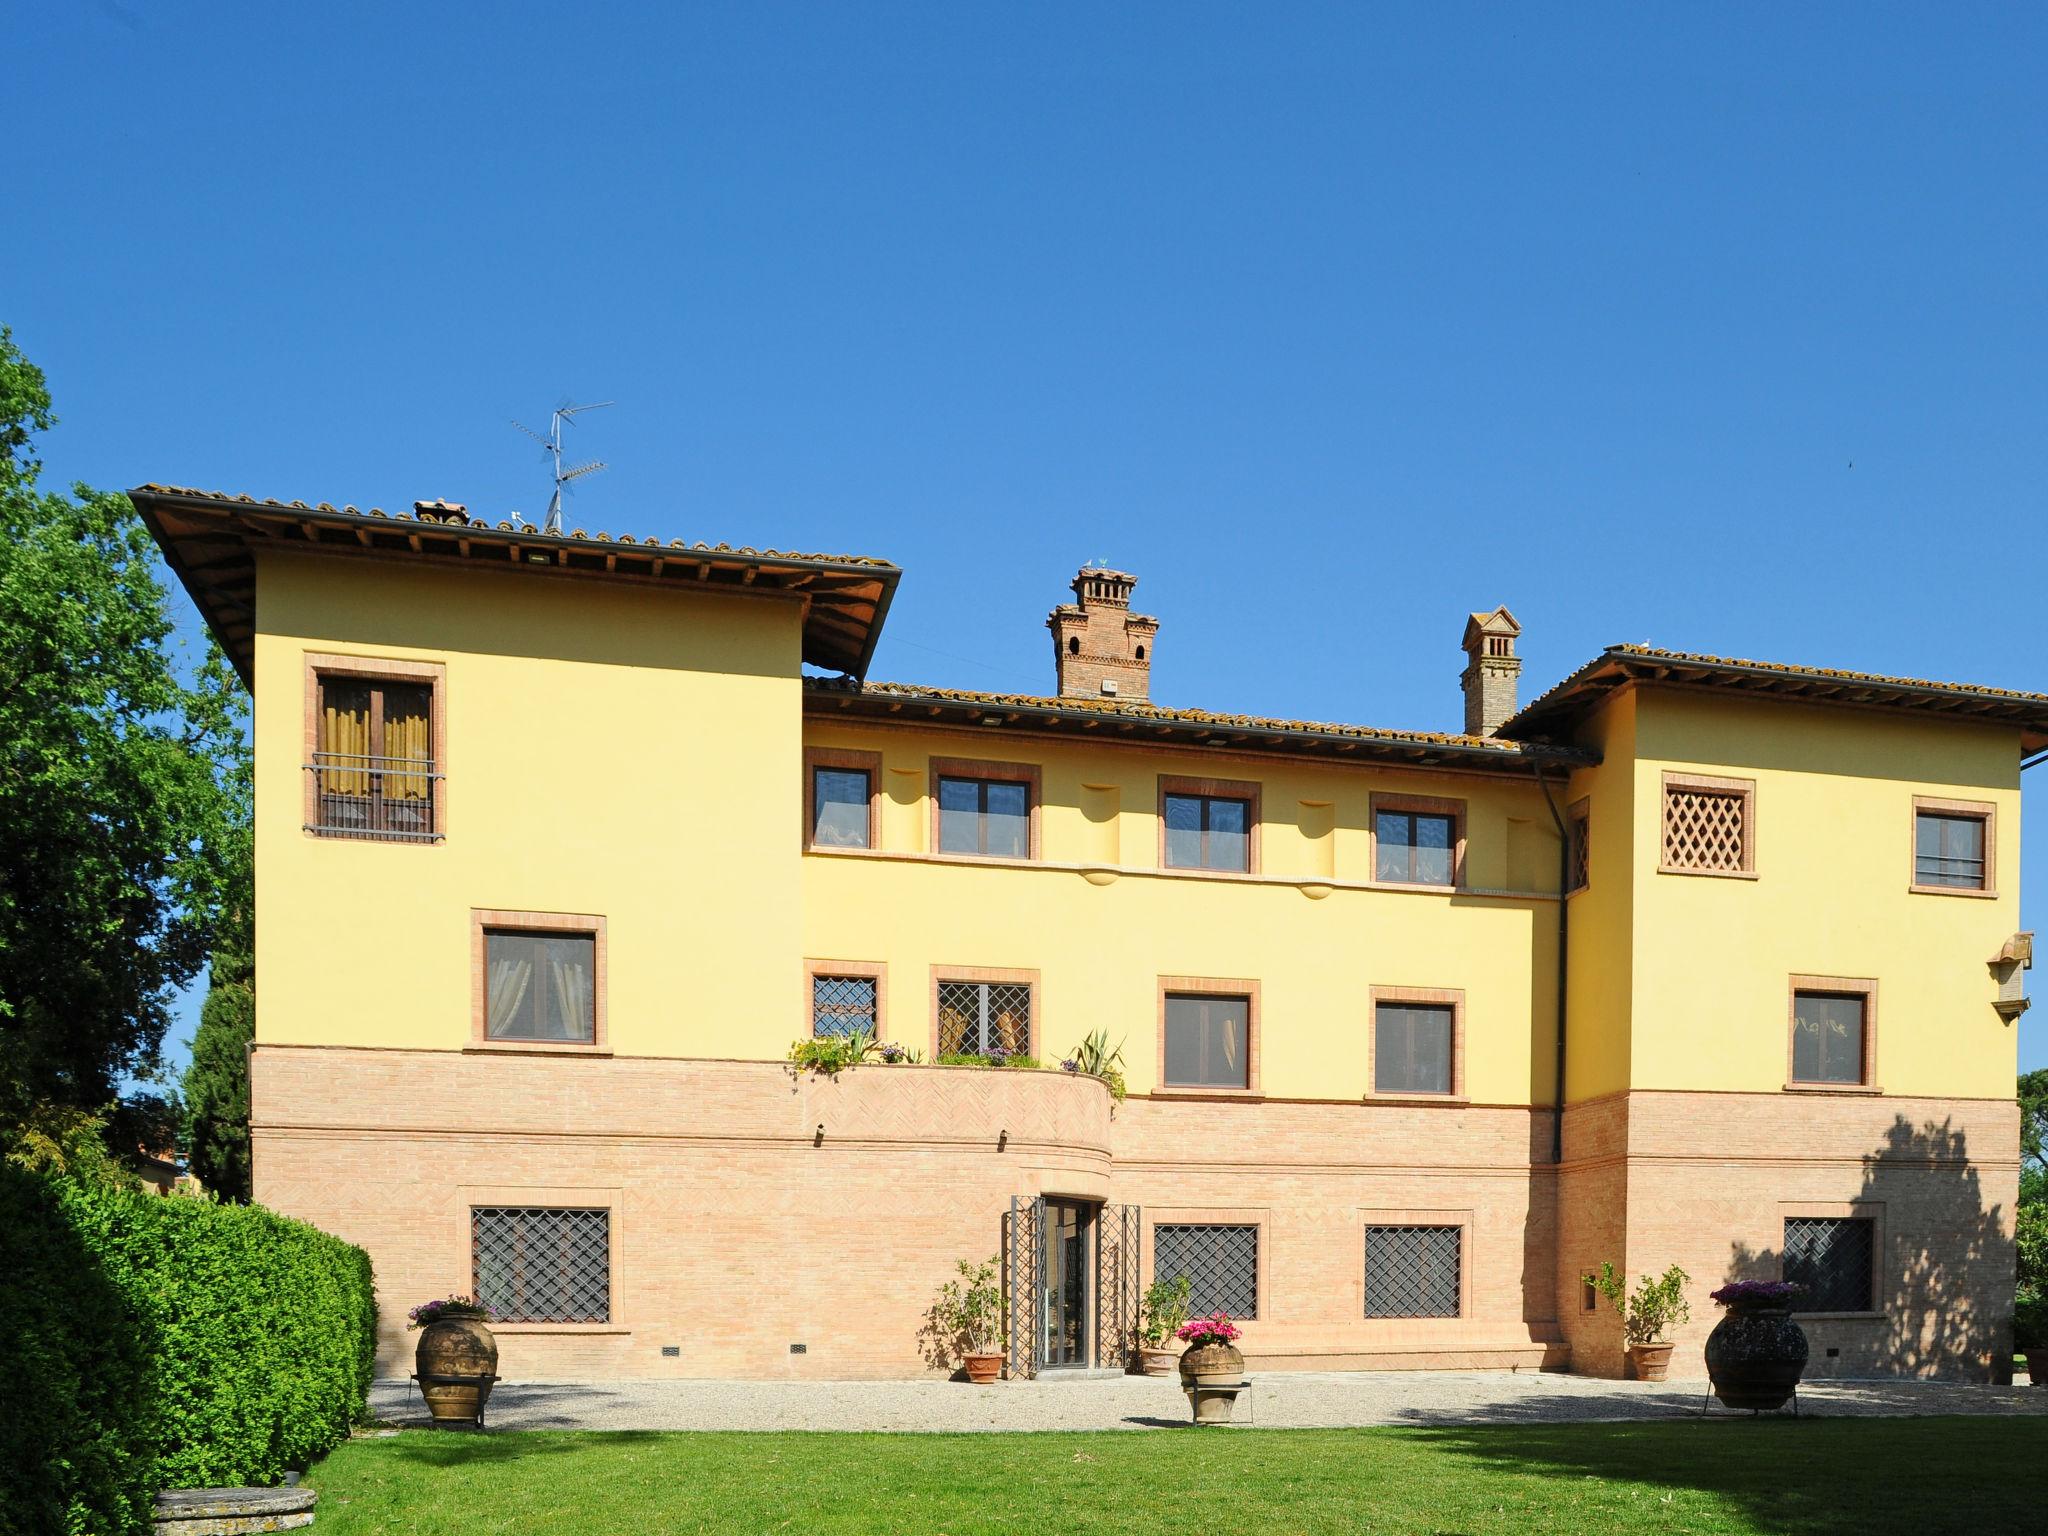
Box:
xmin=1720 ymin=1116 xmax=2015 ymax=1380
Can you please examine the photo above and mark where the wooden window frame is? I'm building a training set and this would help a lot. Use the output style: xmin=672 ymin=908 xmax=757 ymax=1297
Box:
xmin=928 ymin=964 xmax=1040 ymax=1060
xmin=302 ymin=652 xmax=448 ymax=843
xmin=1366 ymin=985 xmax=1466 ymax=1101
xmin=929 ymin=756 xmax=1042 ymax=861
xmin=1157 ymin=775 xmax=1261 ymax=876
xmin=1368 ymin=792 xmax=1467 ymax=890
xmin=804 ymin=957 xmax=888 ymax=1040
xmin=804 ymin=746 xmax=883 ymax=852
xmin=1156 ymin=976 xmax=1261 ymax=1097
xmin=1658 ymin=770 xmax=1757 ymax=879
xmin=1785 ymin=974 xmax=1879 ymax=1094
xmin=469 ymin=909 xmax=609 ymax=1055
xmin=1909 ymin=795 xmax=1997 ymax=898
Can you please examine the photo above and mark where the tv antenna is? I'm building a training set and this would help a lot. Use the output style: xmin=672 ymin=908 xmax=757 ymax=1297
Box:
xmin=512 ymin=400 xmax=613 ymax=534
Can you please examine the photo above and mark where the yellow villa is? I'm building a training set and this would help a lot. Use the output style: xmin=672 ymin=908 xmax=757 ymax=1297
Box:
xmin=138 ymin=485 xmax=2035 ymax=1383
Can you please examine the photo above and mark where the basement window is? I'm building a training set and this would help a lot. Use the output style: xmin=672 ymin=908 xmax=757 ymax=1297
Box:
xmin=1783 ymin=1216 xmax=1875 ymax=1314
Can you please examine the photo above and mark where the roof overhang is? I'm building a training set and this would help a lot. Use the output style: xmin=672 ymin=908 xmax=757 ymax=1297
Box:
xmin=132 ymin=486 xmax=900 ymax=687
xmin=1505 ymin=646 xmax=2048 ymax=756
xmin=807 ymin=680 xmax=1598 ymax=774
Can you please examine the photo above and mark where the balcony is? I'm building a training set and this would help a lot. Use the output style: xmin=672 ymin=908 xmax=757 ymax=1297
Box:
xmin=304 ymin=753 xmax=443 ymax=843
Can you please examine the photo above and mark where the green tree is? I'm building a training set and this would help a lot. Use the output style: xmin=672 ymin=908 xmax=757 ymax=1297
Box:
xmin=0 ymin=326 xmax=247 ymax=1156
xmin=183 ymin=744 xmax=253 ymax=1199
xmin=2019 ymin=1067 xmax=2047 ymax=1208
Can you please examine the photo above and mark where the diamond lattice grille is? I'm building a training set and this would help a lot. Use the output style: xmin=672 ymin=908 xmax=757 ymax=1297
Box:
xmin=1153 ymin=1224 xmax=1257 ymax=1318
xmin=811 ymin=975 xmax=877 ymax=1037
xmin=1364 ymin=1225 xmax=1462 ymax=1317
xmin=472 ymin=1207 xmax=610 ymax=1323
xmin=1662 ymin=786 xmax=1747 ymax=872
xmin=937 ymin=981 xmax=1032 ymax=1056
xmin=1783 ymin=1217 xmax=1874 ymax=1313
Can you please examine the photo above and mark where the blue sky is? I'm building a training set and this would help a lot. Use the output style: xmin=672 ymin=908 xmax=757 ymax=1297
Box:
xmin=12 ymin=3 xmax=2046 ymax=1074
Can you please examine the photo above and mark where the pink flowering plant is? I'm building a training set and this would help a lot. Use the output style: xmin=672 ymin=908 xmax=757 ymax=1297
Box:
xmin=1709 ymin=1280 xmax=1806 ymax=1308
xmin=407 ymin=1294 xmax=495 ymax=1330
xmin=1175 ymin=1311 xmax=1242 ymax=1348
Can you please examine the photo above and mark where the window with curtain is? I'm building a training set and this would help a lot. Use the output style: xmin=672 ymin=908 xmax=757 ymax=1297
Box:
xmin=485 ymin=930 xmax=597 ymax=1042
xmin=938 ymin=776 xmax=1031 ymax=858
xmin=1375 ymin=809 xmax=1456 ymax=885
xmin=1163 ymin=793 xmax=1250 ymax=871
xmin=936 ymin=980 xmax=1031 ymax=1056
xmin=1791 ymin=991 xmax=1866 ymax=1085
xmin=313 ymin=674 xmax=436 ymax=840
xmin=1163 ymin=993 xmax=1250 ymax=1088
xmin=811 ymin=768 xmax=872 ymax=848
xmin=1915 ymin=811 xmax=1987 ymax=889
xmin=1374 ymin=1002 xmax=1454 ymax=1094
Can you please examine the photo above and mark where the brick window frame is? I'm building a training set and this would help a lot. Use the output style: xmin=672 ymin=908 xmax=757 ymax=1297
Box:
xmin=1366 ymin=985 xmax=1466 ymax=1101
xmin=302 ymin=651 xmax=448 ymax=843
xmin=804 ymin=957 xmax=888 ymax=1039
xmin=1146 ymin=1209 xmax=1267 ymax=1320
xmin=1369 ymin=791 xmax=1468 ymax=890
xmin=929 ymin=756 xmax=1042 ymax=861
xmin=1778 ymin=1202 xmax=1884 ymax=1319
xmin=804 ymin=746 xmax=882 ymax=852
xmin=1659 ymin=770 xmax=1757 ymax=878
xmin=928 ymin=964 xmax=1039 ymax=1060
xmin=470 ymin=909 xmax=608 ymax=1055
xmin=1909 ymin=795 xmax=1997 ymax=898
xmin=1155 ymin=976 xmax=1261 ymax=1097
xmin=1157 ymin=774 xmax=1261 ymax=875
xmin=1785 ymin=974 xmax=1879 ymax=1094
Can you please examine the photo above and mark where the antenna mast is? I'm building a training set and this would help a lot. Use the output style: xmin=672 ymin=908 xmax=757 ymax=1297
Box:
xmin=513 ymin=400 xmax=614 ymax=534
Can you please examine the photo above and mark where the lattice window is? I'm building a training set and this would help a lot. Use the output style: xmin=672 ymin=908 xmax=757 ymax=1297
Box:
xmin=1783 ymin=1217 xmax=1874 ymax=1313
xmin=1661 ymin=776 xmax=1752 ymax=873
xmin=937 ymin=980 xmax=1031 ymax=1056
xmin=811 ymin=975 xmax=877 ymax=1038
xmin=472 ymin=1206 xmax=610 ymax=1323
xmin=1568 ymin=809 xmax=1591 ymax=893
xmin=1365 ymin=1225 xmax=1462 ymax=1318
xmin=1153 ymin=1224 xmax=1257 ymax=1318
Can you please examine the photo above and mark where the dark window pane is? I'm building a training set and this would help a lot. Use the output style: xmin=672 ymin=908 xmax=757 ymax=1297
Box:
xmin=486 ymin=932 xmax=595 ymax=1042
xmin=1791 ymin=992 xmax=1864 ymax=1084
xmin=1207 ymin=798 xmax=1249 ymax=872
xmin=1411 ymin=814 xmax=1455 ymax=885
xmin=1784 ymin=1216 xmax=1874 ymax=1313
xmin=1365 ymin=1225 xmax=1462 ymax=1317
xmin=1375 ymin=1004 xmax=1454 ymax=1094
xmin=1164 ymin=794 xmax=1204 ymax=868
xmin=473 ymin=1206 xmax=609 ymax=1323
xmin=937 ymin=777 xmax=981 ymax=854
xmin=985 ymin=781 xmax=1030 ymax=858
xmin=811 ymin=975 xmax=877 ymax=1038
xmin=1373 ymin=810 xmax=1409 ymax=882
xmin=1378 ymin=809 xmax=1455 ymax=885
xmin=1153 ymin=1224 xmax=1257 ymax=1317
xmin=1915 ymin=812 xmax=1985 ymax=888
xmin=813 ymin=769 xmax=871 ymax=848
xmin=1163 ymin=994 xmax=1250 ymax=1087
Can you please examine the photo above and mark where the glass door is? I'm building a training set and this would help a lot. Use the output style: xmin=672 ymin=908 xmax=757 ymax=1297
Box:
xmin=1041 ymin=1199 xmax=1096 ymax=1368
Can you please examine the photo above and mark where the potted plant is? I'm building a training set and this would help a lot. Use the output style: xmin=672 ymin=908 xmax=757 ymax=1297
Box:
xmin=931 ymin=1257 xmax=1006 ymax=1383
xmin=1584 ymin=1262 xmax=1691 ymax=1381
xmin=408 ymin=1294 xmax=499 ymax=1426
xmin=1176 ymin=1312 xmax=1246 ymax=1424
xmin=2012 ymin=1288 xmax=2045 ymax=1387
xmin=1704 ymin=1280 xmax=1810 ymax=1410
xmin=1136 ymin=1274 xmax=1191 ymax=1375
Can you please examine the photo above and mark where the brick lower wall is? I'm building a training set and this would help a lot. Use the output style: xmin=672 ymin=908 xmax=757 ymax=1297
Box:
xmin=251 ymin=1048 xmax=2015 ymax=1381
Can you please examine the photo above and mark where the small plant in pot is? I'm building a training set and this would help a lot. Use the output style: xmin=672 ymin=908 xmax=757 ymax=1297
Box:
xmin=1135 ymin=1274 xmax=1192 ymax=1375
xmin=408 ymin=1294 xmax=499 ymax=1426
xmin=931 ymin=1256 xmax=1006 ymax=1383
xmin=1584 ymin=1262 xmax=1691 ymax=1381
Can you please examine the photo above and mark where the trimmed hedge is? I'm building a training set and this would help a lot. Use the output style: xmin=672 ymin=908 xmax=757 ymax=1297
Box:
xmin=0 ymin=1169 xmax=376 ymax=1534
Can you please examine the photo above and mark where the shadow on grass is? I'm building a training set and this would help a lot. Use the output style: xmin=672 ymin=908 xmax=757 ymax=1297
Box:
xmin=375 ymin=1428 xmax=671 ymax=1468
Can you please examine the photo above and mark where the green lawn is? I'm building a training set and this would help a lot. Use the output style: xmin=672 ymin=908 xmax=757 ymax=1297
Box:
xmin=306 ymin=1418 xmax=2043 ymax=1534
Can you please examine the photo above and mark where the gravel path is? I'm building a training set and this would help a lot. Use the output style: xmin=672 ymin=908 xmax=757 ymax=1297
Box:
xmin=369 ymin=1370 xmax=2048 ymax=1433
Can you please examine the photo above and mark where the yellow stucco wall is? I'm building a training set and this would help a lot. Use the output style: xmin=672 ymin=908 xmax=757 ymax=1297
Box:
xmin=252 ymin=550 xmax=804 ymax=1057
xmin=1621 ymin=689 xmax=2022 ymax=1101
xmin=800 ymin=722 xmax=1563 ymax=1104
xmin=1562 ymin=689 xmax=1637 ymax=1103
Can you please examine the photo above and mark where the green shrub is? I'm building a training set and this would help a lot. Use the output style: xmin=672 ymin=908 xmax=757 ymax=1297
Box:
xmin=0 ymin=1164 xmax=155 ymax=1536
xmin=0 ymin=1171 xmax=376 ymax=1531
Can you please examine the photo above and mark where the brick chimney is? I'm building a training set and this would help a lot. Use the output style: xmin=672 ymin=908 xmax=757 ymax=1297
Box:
xmin=1048 ymin=566 xmax=1158 ymax=700
xmin=1460 ymin=607 xmax=1522 ymax=736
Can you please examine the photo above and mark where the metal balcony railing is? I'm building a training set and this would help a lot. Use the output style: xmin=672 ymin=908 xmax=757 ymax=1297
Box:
xmin=304 ymin=753 xmax=443 ymax=842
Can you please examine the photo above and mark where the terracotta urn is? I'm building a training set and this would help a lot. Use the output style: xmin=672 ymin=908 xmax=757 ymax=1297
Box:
xmin=1627 ymin=1342 xmax=1676 ymax=1382
xmin=415 ymin=1314 xmax=500 ymax=1425
xmin=1705 ymin=1301 xmax=1809 ymax=1411
xmin=963 ymin=1350 xmax=1004 ymax=1384
xmin=1137 ymin=1345 xmax=1181 ymax=1378
xmin=1179 ymin=1342 xmax=1246 ymax=1424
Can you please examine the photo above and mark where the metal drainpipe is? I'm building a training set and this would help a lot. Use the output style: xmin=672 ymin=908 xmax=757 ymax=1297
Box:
xmin=1534 ymin=764 xmax=1570 ymax=1166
